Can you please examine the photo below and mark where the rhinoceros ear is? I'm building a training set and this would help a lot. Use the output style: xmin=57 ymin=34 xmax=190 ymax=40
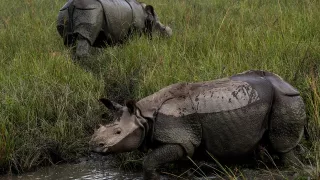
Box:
xmin=144 ymin=5 xmax=156 ymax=38
xmin=126 ymin=100 xmax=139 ymax=115
xmin=145 ymin=5 xmax=155 ymax=17
xmin=99 ymin=98 xmax=122 ymax=111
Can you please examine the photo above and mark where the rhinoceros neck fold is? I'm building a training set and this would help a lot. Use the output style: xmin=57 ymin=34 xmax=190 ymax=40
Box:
xmin=137 ymin=116 xmax=155 ymax=152
xmin=124 ymin=0 xmax=134 ymax=23
xmin=64 ymin=1 xmax=76 ymax=46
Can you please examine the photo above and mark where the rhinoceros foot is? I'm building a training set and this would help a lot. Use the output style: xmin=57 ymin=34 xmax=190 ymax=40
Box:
xmin=280 ymin=150 xmax=303 ymax=167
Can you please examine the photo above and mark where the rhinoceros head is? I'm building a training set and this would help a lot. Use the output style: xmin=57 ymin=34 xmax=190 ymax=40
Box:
xmin=90 ymin=99 xmax=147 ymax=154
xmin=143 ymin=4 xmax=172 ymax=37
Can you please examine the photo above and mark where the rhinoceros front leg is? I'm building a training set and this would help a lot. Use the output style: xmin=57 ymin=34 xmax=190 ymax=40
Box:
xmin=74 ymin=35 xmax=91 ymax=59
xmin=143 ymin=144 xmax=184 ymax=180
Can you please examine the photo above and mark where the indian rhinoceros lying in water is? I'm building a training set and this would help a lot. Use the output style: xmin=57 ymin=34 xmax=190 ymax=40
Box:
xmin=57 ymin=0 xmax=172 ymax=58
xmin=90 ymin=70 xmax=306 ymax=179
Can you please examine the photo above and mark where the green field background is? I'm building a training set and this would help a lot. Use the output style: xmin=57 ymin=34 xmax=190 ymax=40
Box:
xmin=0 ymin=0 xmax=319 ymax=177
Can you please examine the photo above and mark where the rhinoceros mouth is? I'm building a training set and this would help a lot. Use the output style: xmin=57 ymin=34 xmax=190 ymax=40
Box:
xmin=90 ymin=145 xmax=110 ymax=154
xmin=91 ymin=149 xmax=113 ymax=156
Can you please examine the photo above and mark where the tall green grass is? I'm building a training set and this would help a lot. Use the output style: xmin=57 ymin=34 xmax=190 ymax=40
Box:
xmin=0 ymin=0 xmax=319 ymax=177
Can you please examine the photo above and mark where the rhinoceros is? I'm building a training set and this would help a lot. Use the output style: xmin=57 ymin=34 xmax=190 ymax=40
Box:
xmin=90 ymin=70 xmax=306 ymax=179
xmin=57 ymin=0 xmax=172 ymax=58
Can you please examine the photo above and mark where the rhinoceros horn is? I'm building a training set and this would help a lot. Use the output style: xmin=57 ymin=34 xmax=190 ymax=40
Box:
xmin=99 ymin=98 xmax=123 ymax=111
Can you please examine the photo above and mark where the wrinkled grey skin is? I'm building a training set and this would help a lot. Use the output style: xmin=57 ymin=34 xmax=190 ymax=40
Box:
xmin=90 ymin=70 xmax=306 ymax=180
xmin=57 ymin=0 xmax=172 ymax=59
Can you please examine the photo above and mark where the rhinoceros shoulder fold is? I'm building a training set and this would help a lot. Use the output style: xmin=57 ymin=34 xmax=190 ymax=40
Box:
xmin=98 ymin=0 xmax=134 ymax=41
xmin=60 ymin=0 xmax=73 ymax=11
xmin=137 ymin=82 xmax=190 ymax=118
xmin=153 ymin=113 xmax=202 ymax=156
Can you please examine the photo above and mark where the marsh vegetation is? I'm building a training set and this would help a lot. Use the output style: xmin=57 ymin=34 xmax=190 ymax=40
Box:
xmin=0 ymin=0 xmax=319 ymax=178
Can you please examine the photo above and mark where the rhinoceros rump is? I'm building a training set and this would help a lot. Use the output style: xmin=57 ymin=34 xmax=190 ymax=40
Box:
xmin=90 ymin=70 xmax=306 ymax=180
xmin=57 ymin=0 xmax=172 ymax=58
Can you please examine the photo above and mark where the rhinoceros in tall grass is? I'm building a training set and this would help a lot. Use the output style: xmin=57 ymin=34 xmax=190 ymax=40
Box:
xmin=57 ymin=0 xmax=172 ymax=58
xmin=90 ymin=70 xmax=306 ymax=180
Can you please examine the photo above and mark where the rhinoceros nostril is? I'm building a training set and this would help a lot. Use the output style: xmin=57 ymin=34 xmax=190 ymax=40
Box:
xmin=99 ymin=143 xmax=104 ymax=147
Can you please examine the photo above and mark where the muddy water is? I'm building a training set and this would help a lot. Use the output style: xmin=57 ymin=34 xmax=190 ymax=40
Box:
xmin=0 ymin=163 xmax=303 ymax=180
xmin=1 ymin=164 xmax=142 ymax=180
xmin=0 ymin=156 xmax=219 ymax=180
xmin=0 ymin=156 xmax=144 ymax=180
xmin=0 ymin=162 xmax=302 ymax=180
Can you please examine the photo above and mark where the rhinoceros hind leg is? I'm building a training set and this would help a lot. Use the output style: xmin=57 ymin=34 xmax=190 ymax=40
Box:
xmin=143 ymin=144 xmax=184 ymax=180
xmin=269 ymin=95 xmax=305 ymax=149
xmin=268 ymin=94 xmax=305 ymax=167
xmin=74 ymin=35 xmax=91 ymax=59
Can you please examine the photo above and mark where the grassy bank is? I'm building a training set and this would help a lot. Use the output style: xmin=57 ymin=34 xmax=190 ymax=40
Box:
xmin=0 ymin=0 xmax=319 ymax=178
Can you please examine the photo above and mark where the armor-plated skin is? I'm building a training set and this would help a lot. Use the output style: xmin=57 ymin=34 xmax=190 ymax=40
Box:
xmin=90 ymin=70 xmax=306 ymax=180
xmin=57 ymin=0 xmax=172 ymax=58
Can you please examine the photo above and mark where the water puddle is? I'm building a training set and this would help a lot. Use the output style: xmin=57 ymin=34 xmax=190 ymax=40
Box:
xmin=0 ymin=157 xmax=143 ymax=180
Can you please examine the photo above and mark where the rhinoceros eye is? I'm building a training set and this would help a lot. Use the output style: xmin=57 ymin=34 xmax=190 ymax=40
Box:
xmin=114 ymin=128 xmax=121 ymax=135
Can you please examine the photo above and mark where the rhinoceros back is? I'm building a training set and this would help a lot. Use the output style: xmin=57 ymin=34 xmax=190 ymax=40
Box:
xmin=232 ymin=70 xmax=300 ymax=96
xmin=157 ymin=78 xmax=263 ymax=117
xmin=263 ymin=71 xmax=299 ymax=96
